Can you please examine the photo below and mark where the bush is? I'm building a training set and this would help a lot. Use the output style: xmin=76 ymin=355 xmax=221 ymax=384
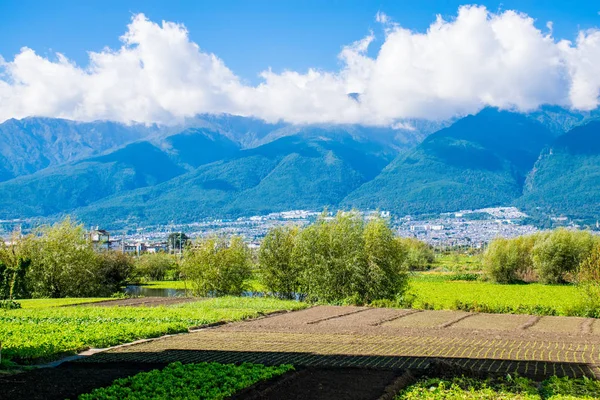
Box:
xmin=25 ymin=218 xmax=101 ymax=298
xmin=483 ymin=235 xmax=536 ymax=283
xmin=181 ymin=236 xmax=252 ymax=296
xmin=94 ymin=251 xmax=135 ymax=296
xmin=258 ymin=226 xmax=300 ymax=299
xmin=397 ymin=238 xmax=434 ymax=270
xmin=577 ymin=245 xmax=600 ymax=314
xmin=293 ymin=212 xmax=408 ymax=304
xmin=533 ymin=229 xmax=597 ymax=284
xmin=135 ymin=252 xmax=178 ymax=281
xmin=0 ymin=237 xmax=31 ymax=300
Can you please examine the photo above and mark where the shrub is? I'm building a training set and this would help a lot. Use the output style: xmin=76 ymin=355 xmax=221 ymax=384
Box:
xmin=258 ymin=226 xmax=300 ymax=299
xmin=181 ymin=236 xmax=252 ymax=296
xmin=25 ymin=218 xmax=101 ymax=298
xmin=293 ymin=212 xmax=408 ymax=304
xmin=0 ymin=237 xmax=31 ymax=300
xmin=577 ymin=245 xmax=600 ymax=314
xmin=135 ymin=252 xmax=178 ymax=281
xmin=533 ymin=229 xmax=597 ymax=284
xmin=397 ymin=238 xmax=435 ymax=270
xmin=358 ymin=217 xmax=409 ymax=304
xmin=94 ymin=251 xmax=135 ymax=296
xmin=483 ymin=235 xmax=536 ymax=283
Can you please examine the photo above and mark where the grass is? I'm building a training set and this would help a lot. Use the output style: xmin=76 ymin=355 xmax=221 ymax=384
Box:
xmin=17 ymin=298 xmax=112 ymax=308
xmin=0 ymin=297 xmax=306 ymax=365
xmin=79 ymin=362 xmax=294 ymax=400
xmin=396 ymin=375 xmax=600 ymax=399
xmin=142 ymin=278 xmax=267 ymax=293
xmin=408 ymin=276 xmax=586 ymax=316
xmin=430 ymin=253 xmax=483 ymax=272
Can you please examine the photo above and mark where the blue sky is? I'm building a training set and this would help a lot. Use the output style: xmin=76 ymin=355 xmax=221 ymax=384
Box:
xmin=1 ymin=0 xmax=599 ymax=83
xmin=0 ymin=1 xmax=599 ymax=125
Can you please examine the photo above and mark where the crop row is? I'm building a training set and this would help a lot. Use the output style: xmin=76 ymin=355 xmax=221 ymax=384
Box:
xmin=407 ymin=280 xmax=593 ymax=317
xmin=0 ymin=297 xmax=305 ymax=364
xmin=397 ymin=375 xmax=600 ymax=399
xmin=78 ymin=362 xmax=293 ymax=400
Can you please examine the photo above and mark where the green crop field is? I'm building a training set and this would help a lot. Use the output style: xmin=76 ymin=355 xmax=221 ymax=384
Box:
xmin=408 ymin=276 xmax=585 ymax=316
xmin=17 ymin=298 xmax=112 ymax=308
xmin=143 ymin=278 xmax=267 ymax=293
xmin=79 ymin=362 xmax=293 ymax=400
xmin=0 ymin=297 xmax=306 ymax=365
xmin=396 ymin=375 xmax=600 ymax=399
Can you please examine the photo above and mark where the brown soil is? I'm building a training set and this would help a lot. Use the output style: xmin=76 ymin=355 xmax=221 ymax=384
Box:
xmin=0 ymin=362 xmax=166 ymax=400
xmin=78 ymin=297 xmax=200 ymax=307
xmin=231 ymin=367 xmax=403 ymax=400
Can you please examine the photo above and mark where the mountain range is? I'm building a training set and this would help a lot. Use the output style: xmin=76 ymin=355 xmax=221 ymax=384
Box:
xmin=0 ymin=107 xmax=598 ymax=229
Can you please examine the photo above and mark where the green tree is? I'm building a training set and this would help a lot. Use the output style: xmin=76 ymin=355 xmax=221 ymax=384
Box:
xmin=397 ymin=238 xmax=435 ymax=270
xmin=26 ymin=217 xmax=99 ymax=298
xmin=135 ymin=252 xmax=178 ymax=281
xmin=533 ymin=229 xmax=597 ymax=284
xmin=168 ymin=233 xmax=189 ymax=254
xmin=357 ymin=217 xmax=408 ymax=304
xmin=293 ymin=212 xmax=409 ymax=304
xmin=181 ymin=236 xmax=251 ymax=296
xmin=483 ymin=235 xmax=537 ymax=283
xmin=95 ymin=251 xmax=135 ymax=296
xmin=293 ymin=212 xmax=365 ymax=303
xmin=258 ymin=226 xmax=300 ymax=299
xmin=0 ymin=234 xmax=31 ymax=306
xmin=577 ymin=245 xmax=600 ymax=315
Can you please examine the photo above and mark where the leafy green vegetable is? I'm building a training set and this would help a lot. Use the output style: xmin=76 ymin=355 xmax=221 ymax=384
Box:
xmin=0 ymin=297 xmax=305 ymax=364
xmin=79 ymin=362 xmax=293 ymax=400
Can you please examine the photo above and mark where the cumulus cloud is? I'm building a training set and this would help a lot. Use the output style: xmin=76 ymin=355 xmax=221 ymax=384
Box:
xmin=0 ymin=6 xmax=599 ymax=126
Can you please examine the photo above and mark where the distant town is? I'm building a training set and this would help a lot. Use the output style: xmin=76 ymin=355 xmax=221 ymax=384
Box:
xmin=2 ymin=206 xmax=591 ymax=254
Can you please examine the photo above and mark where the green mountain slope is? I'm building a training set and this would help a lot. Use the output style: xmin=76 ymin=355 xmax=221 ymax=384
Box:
xmin=343 ymin=109 xmax=555 ymax=214
xmin=0 ymin=117 xmax=153 ymax=181
xmin=73 ymin=134 xmax=397 ymax=227
xmin=518 ymin=121 xmax=600 ymax=219
xmin=0 ymin=129 xmax=241 ymax=219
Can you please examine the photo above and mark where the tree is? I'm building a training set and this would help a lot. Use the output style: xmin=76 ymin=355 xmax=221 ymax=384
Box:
xmin=293 ymin=212 xmax=365 ymax=303
xmin=397 ymin=238 xmax=434 ymax=270
xmin=357 ymin=217 xmax=408 ymax=304
xmin=258 ymin=226 xmax=300 ymax=299
xmin=577 ymin=245 xmax=600 ymax=314
xmin=533 ymin=229 xmax=597 ymax=284
xmin=168 ymin=233 xmax=189 ymax=254
xmin=135 ymin=252 xmax=178 ymax=281
xmin=95 ymin=251 xmax=135 ymax=296
xmin=181 ymin=236 xmax=251 ymax=296
xmin=293 ymin=212 xmax=409 ymax=304
xmin=483 ymin=235 xmax=537 ymax=283
xmin=26 ymin=217 xmax=99 ymax=298
xmin=0 ymin=234 xmax=31 ymax=307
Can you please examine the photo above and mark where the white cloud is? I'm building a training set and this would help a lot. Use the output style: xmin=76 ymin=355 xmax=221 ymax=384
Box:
xmin=0 ymin=6 xmax=599 ymax=126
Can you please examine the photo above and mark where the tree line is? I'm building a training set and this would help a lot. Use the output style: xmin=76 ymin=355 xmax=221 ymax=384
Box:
xmin=484 ymin=229 xmax=600 ymax=285
xmin=0 ymin=213 xmax=435 ymax=307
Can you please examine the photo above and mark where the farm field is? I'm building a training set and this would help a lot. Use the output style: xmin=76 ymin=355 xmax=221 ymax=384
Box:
xmin=145 ymin=275 xmax=586 ymax=317
xmin=396 ymin=375 xmax=600 ymax=399
xmin=3 ymin=305 xmax=600 ymax=399
xmin=18 ymin=298 xmax=113 ymax=308
xmin=79 ymin=362 xmax=293 ymax=400
xmin=0 ymin=297 xmax=305 ymax=365
xmin=407 ymin=278 xmax=584 ymax=316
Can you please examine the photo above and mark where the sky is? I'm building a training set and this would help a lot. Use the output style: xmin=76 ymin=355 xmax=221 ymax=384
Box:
xmin=0 ymin=0 xmax=599 ymax=126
